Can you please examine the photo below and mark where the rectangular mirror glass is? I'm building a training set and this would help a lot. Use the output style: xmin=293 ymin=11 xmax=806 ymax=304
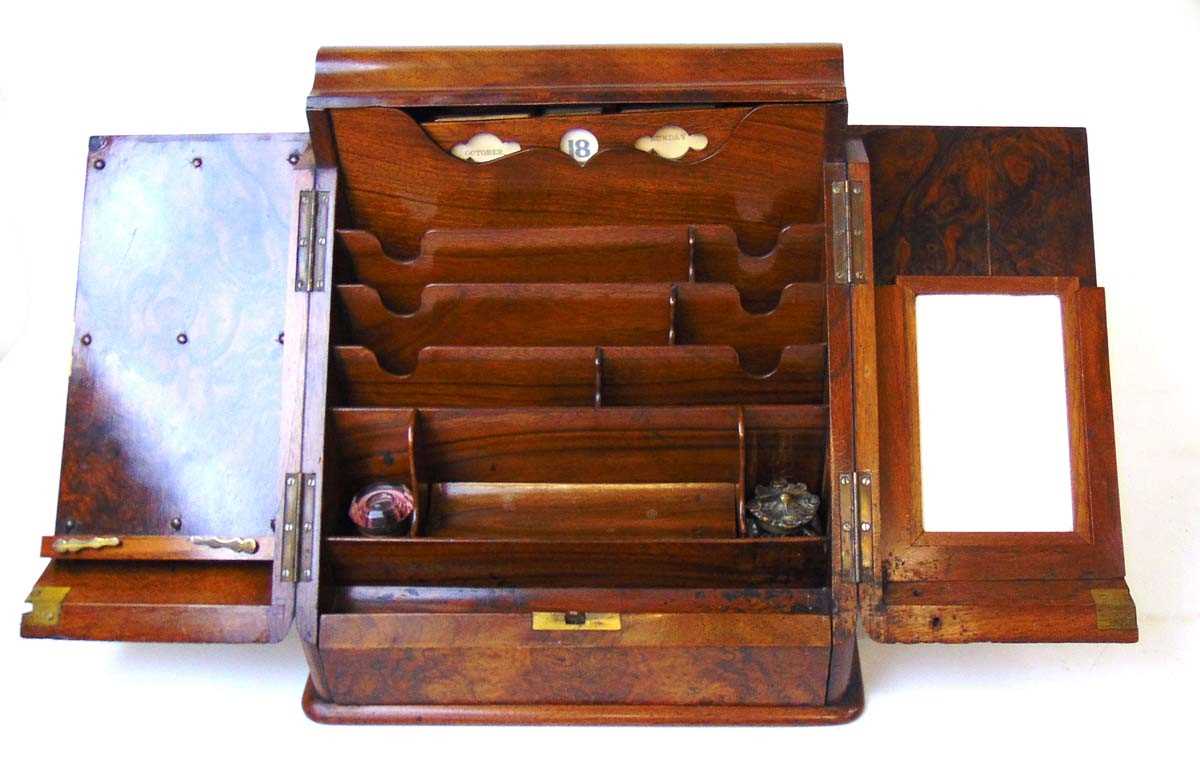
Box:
xmin=914 ymin=294 xmax=1074 ymax=533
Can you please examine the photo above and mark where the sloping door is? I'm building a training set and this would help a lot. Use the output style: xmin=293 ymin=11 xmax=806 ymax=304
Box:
xmin=852 ymin=126 xmax=1136 ymax=643
xmin=21 ymin=133 xmax=316 ymax=642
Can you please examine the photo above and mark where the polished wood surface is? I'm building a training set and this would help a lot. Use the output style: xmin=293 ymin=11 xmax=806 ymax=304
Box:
xmin=325 ymin=537 xmax=828 ymax=588
xmin=333 ymin=345 xmax=827 ymax=408
xmin=331 ymin=105 xmax=827 ymax=257
xmin=338 ymin=223 xmax=823 ymax=313
xmin=329 ymin=586 xmax=830 ymax=614
xmin=310 ymin=45 xmax=845 ymax=108
xmin=22 ymin=560 xmax=278 ymax=642
xmin=30 ymin=132 xmax=313 ymax=643
xmin=23 ymin=44 xmax=1137 ymax=725
xmin=852 ymin=126 xmax=1097 ymax=285
xmin=58 ymin=133 xmax=309 ymax=538
xmin=337 ymin=283 xmax=826 ymax=375
xmin=425 ymin=482 xmax=738 ymax=539
xmin=421 ymin=105 xmax=749 ymax=161
xmin=318 ymin=612 xmax=831 ymax=706
xmin=869 ymin=275 xmax=1134 ymax=642
xmin=871 ymin=579 xmax=1136 ymax=643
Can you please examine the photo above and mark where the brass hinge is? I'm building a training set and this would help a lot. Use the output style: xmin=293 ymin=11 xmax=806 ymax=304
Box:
xmin=838 ymin=471 xmax=875 ymax=583
xmin=280 ymin=472 xmax=317 ymax=582
xmin=830 ymin=180 xmax=867 ymax=284
xmin=294 ymin=189 xmax=330 ymax=292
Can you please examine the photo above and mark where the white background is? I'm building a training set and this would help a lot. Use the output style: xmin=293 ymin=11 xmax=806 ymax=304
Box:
xmin=1 ymin=1 xmax=1196 ymax=762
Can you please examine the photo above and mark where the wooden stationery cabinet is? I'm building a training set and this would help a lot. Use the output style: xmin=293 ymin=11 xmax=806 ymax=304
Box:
xmin=20 ymin=45 xmax=1136 ymax=724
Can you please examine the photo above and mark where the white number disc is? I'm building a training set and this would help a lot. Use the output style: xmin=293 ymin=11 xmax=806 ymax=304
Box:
xmin=560 ymin=128 xmax=599 ymax=163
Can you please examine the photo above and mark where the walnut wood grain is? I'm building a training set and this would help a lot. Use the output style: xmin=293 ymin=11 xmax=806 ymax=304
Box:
xmin=851 ymin=126 xmax=1097 ymax=285
xmin=302 ymin=673 xmax=864 ymax=725
xmin=336 ymin=283 xmax=826 ymax=375
xmin=331 ymin=105 xmax=828 ymax=257
xmin=317 ymin=611 xmax=831 ymax=706
xmin=325 ymin=537 xmax=828 ymax=588
xmin=868 ymin=275 xmax=1134 ymax=642
xmin=330 ymin=406 xmax=745 ymax=485
xmin=421 ymin=106 xmax=748 ymax=161
xmin=332 ymin=345 xmax=827 ymax=408
xmin=57 ymin=133 xmax=310 ymax=538
xmin=21 ymin=560 xmax=278 ymax=642
xmin=329 ymin=586 xmax=831 ymax=614
xmin=336 ymin=283 xmax=671 ymax=373
xmin=869 ymin=579 xmax=1137 ymax=643
xmin=310 ymin=45 xmax=845 ymax=108
xmin=425 ymin=482 xmax=737 ymax=539
xmin=337 ymin=224 xmax=824 ymax=312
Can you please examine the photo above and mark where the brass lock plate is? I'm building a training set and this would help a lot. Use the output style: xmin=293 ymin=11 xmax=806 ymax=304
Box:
xmin=531 ymin=612 xmax=622 ymax=631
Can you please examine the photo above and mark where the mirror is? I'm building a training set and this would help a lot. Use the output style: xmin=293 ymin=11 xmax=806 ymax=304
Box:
xmin=914 ymin=294 xmax=1074 ymax=533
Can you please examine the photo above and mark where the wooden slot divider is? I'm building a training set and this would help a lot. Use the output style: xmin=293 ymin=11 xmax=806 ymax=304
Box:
xmin=336 ymin=223 xmax=824 ymax=313
xmin=330 ymin=104 xmax=828 ymax=257
xmin=336 ymin=282 xmax=826 ymax=376
xmin=406 ymin=412 xmax=422 ymax=538
xmin=332 ymin=344 xmax=828 ymax=408
xmin=593 ymin=346 xmax=604 ymax=408
xmin=737 ymin=406 xmax=748 ymax=537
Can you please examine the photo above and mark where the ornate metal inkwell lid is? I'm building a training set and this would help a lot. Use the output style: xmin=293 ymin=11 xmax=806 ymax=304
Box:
xmin=746 ymin=478 xmax=821 ymax=536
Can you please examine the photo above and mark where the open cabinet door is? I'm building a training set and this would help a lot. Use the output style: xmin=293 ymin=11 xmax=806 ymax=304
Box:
xmin=852 ymin=126 xmax=1137 ymax=643
xmin=21 ymin=133 xmax=317 ymax=643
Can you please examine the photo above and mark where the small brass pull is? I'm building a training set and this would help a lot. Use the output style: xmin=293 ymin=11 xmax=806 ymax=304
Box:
xmin=52 ymin=536 xmax=120 ymax=554
xmin=190 ymin=536 xmax=259 ymax=554
xmin=532 ymin=612 xmax=621 ymax=631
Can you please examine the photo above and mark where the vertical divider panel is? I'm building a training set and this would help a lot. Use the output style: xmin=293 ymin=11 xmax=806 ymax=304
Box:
xmin=736 ymin=406 xmax=748 ymax=537
xmin=824 ymin=147 xmax=860 ymax=704
xmin=406 ymin=410 xmax=423 ymax=537
xmin=667 ymin=285 xmax=678 ymax=345
xmin=593 ymin=347 xmax=604 ymax=408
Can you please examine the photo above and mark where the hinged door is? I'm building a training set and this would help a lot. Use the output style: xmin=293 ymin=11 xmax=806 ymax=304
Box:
xmin=849 ymin=126 xmax=1136 ymax=643
xmin=22 ymin=133 xmax=320 ymax=643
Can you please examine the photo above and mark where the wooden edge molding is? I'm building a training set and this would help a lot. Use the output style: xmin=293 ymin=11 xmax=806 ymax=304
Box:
xmin=301 ymin=655 xmax=863 ymax=725
xmin=310 ymin=45 xmax=846 ymax=108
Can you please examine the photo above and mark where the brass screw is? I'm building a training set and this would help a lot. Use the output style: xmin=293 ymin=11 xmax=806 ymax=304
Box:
xmin=170 ymin=517 xmax=183 ymax=531
xmin=287 ymin=152 xmax=300 ymax=165
xmin=192 ymin=157 xmax=203 ymax=168
xmin=176 ymin=332 xmax=188 ymax=344
xmin=93 ymin=158 xmax=105 ymax=170
xmin=80 ymin=333 xmax=92 ymax=346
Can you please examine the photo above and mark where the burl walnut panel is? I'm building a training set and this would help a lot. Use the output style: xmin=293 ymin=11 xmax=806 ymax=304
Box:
xmin=853 ymin=126 xmax=1097 ymax=285
xmin=318 ymin=612 xmax=831 ymax=706
xmin=57 ymin=134 xmax=310 ymax=536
